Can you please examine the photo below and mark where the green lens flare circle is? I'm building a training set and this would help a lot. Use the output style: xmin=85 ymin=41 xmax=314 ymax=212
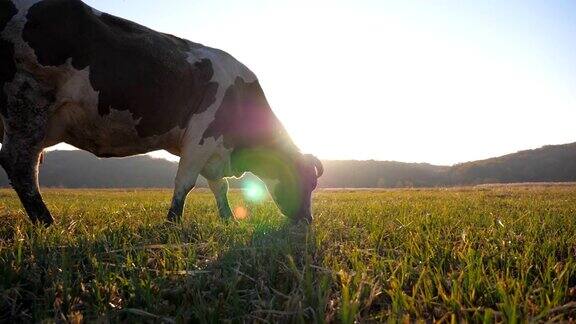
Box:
xmin=243 ymin=180 xmax=267 ymax=203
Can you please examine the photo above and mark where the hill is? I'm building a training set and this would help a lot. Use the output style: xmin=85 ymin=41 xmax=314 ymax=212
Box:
xmin=0 ymin=142 xmax=574 ymax=188
xmin=0 ymin=150 xmax=180 ymax=188
xmin=450 ymin=142 xmax=576 ymax=185
xmin=318 ymin=160 xmax=450 ymax=188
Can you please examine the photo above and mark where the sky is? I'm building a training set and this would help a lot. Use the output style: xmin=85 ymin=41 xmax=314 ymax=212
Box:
xmin=59 ymin=0 xmax=576 ymax=165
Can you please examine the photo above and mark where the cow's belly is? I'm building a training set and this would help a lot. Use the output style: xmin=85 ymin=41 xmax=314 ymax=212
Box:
xmin=49 ymin=105 xmax=182 ymax=158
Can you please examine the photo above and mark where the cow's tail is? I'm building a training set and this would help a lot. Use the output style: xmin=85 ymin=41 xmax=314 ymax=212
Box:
xmin=0 ymin=115 xmax=3 ymax=144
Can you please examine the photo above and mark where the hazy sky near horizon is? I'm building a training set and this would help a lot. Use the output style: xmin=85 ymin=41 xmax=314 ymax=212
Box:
xmin=70 ymin=0 xmax=576 ymax=165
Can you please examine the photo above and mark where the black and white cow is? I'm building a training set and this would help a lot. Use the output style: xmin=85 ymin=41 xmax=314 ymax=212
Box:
xmin=0 ymin=0 xmax=323 ymax=225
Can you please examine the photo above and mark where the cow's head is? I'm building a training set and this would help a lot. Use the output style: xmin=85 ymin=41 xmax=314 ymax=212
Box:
xmin=231 ymin=149 xmax=324 ymax=223
xmin=265 ymin=153 xmax=324 ymax=223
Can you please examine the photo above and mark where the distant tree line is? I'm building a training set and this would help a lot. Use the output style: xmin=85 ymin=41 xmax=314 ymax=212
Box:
xmin=0 ymin=142 xmax=575 ymax=189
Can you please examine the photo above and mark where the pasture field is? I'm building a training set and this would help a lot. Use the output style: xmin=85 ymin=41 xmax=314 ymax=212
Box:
xmin=0 ymin=187 xmax=575 ymax=323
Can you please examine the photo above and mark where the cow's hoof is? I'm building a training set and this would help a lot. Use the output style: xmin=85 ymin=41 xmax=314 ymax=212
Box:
xmin=166 ymin=210 xmax=182 ymax=224
xmin=219 ymin=210 xmax=234 ymax=222
xmin=32 ymin=213 xmax=54 ymax=227
xmin=292 ymin=216 xmax=312 ymax=226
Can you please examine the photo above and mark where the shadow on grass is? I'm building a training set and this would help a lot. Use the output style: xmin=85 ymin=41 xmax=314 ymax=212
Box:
xmin=0 ymin=215 xmax=333 ymax=323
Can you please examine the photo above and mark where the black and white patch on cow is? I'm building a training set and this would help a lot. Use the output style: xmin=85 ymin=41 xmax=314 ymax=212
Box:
xmin=0 ymin=0 xmax=323 ymax=226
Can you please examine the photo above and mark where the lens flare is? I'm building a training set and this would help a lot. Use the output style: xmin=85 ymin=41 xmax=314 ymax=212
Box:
xmin=234 ymin=206 xmax=249 ymax=220
xmin=242 ymin=179 xmax=267 ymax=203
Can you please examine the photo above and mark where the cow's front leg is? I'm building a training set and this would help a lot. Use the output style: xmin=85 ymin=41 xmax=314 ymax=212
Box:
xmin=167 ymin=147 xmax=213 ymax=222
xmin=208 ymin=178 xmax=233 ymax=220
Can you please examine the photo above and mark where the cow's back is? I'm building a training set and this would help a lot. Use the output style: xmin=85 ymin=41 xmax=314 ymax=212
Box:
xmin=20 ymin=0 xmax=221 ymax=138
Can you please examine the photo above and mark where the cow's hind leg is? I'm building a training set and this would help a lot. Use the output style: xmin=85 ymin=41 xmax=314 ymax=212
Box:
xmin=0 ymin=86 xmax=53 ymax=225
xmin=0 ymin=144 xmax=51 ymax=225
xmin=208 ymin=178 xmax=233 ymax=220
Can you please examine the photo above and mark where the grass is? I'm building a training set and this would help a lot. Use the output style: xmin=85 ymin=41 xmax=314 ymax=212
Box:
xmin=0 ymin=186 xmax=575 ymax=322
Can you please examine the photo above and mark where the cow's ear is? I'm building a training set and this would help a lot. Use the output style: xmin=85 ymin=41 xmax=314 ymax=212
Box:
xmin=305 ymin=154 xmax=324 ymax=178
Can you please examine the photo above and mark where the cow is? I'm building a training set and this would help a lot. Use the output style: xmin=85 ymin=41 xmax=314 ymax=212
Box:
xmin=0 ymin=0 xmax=323 ymax=226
